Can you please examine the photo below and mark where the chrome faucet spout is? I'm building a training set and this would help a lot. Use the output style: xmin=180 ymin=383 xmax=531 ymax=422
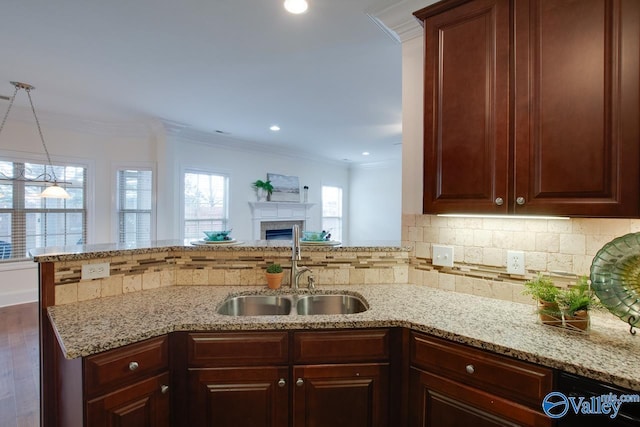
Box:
xmin=290 ymin=225 xmax=311 ymax=289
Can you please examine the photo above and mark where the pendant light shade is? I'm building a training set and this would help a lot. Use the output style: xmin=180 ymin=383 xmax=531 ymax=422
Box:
xmin=284 ymin=0 xmax=308 ymax=14
xmin=40 ymin=183 xmax=72 ymax=199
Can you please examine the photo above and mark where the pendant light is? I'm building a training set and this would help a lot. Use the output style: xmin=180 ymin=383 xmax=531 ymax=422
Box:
xmin=0 ymin=81 xmax=71 ymax=199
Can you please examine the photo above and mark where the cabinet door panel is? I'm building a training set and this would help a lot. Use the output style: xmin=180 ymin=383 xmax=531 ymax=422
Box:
xmin=293 ymin=363 xmax=389 ymax=427
xmin=188 ymin=366 xmax=288 ymax=427
xmin=86 ymin=372 xmax=170 ymax=427
xmin=422 ymin=0 xmax=510 ymax=214
xmin=409 ymin=368 xmax=552 ymax=427
xmin=514 ymin=0 xmax=640 ymax=216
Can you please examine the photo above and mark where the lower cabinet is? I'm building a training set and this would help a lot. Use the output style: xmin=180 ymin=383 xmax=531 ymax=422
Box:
xmin=179 ymin=329 xmax=392 ymax=427
xmin=83 ymin=335 xmax=170 ymax=427
xmin=409 ymin=332 xmax=553 ymax=427
xmin=86 ymin=372 xmax=171 ymax=427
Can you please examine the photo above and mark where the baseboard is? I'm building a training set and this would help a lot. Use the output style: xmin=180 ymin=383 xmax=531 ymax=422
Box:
xmin=0 ymin=288 xmax=38 ymax=307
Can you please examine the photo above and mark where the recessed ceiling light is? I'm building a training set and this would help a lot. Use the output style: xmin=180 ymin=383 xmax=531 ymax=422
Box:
xmin=270 ymin=125 xmax=281 ymax=131
xmin=362 ymin=151 xmax=370 ymax=156
xmin=284 ymin=0 xmax=308 ymax=14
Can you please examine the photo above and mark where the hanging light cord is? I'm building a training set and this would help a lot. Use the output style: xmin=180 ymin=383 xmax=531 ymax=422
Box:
xmin=23 ymin=85 xmax=59 ymax=183
xmin=0 ymin=84 xmax=19 ymax=137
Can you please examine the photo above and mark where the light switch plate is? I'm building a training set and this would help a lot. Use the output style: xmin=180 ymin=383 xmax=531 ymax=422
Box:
xmin=81 ymin=262 xmax=110 ymax=280
xmin=432 ymin=244 xmax=454 ymax=267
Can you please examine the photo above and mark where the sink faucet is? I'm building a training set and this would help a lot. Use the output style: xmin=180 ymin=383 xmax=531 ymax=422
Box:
xmin=291 ymin=225 xmax=312 ymax=290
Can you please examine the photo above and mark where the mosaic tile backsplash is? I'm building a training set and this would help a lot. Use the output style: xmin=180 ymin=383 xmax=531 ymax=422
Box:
xmin=402 ymin=214 xmax=640 ymax=304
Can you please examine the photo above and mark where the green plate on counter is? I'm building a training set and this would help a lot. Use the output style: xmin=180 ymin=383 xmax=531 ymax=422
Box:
xmin=590 ymin=232 xmax=640 ymax=330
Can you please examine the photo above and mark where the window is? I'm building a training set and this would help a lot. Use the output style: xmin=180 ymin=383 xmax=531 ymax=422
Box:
xmin=322 ymin=185 xmax=343 ymax=241
xmin=117 ymin=168 xmax=154 ymax=243
xmin=0 ymin=160 xmax=86 ymax=261
xmin=183 ymin=171 xmax=229 ymax=240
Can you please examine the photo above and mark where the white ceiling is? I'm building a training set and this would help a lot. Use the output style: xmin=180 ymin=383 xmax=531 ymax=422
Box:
xmin=0 ymin=0 xmax=404 ymax=164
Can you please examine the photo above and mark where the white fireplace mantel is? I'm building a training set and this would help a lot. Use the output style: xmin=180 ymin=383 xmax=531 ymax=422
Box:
xmin=249 ymin=202 xmax=315 ymax=240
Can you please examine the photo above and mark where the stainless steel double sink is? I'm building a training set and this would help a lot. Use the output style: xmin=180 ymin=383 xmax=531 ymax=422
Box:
xmin=217 ymin=293 xmax=368 ymax=316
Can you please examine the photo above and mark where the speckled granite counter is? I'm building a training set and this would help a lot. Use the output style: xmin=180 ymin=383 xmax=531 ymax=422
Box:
xmin=30 ymin=239 xmax=406 ymax=262
xmin=48 ymin=284 xmax=640 ymax=391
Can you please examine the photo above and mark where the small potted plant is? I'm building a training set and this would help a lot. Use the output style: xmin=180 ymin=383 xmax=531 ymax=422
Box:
xmin=523 ymin=273 xmax=561 ymax=325
xmin=265 ymin=263 xmax=284 ymax=289
xmin=558 ymin=276 xmax=593 ymax=331
xmin=252 ymin=179 xmax=274 ymax=202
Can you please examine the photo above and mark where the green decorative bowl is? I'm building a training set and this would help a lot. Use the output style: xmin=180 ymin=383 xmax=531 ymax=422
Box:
xmin=590 ymin=232 xmax=640 ymax=328
xmin=203 ymin=230 xmax=231 ymax=241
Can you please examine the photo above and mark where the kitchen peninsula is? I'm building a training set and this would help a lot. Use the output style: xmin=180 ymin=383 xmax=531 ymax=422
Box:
xmin=32 ymin=241 xmax=640 ymax=426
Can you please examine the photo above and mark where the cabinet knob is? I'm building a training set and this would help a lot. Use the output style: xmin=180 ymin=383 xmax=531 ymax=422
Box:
xmin=278 ymin=378 xmax=286 ymax=387
xmin=296 ymin=378 xmax=304 ymax=387
xmin=161 ymin=385 xmax=169 ymax=394
xmin=466 ymin=364 xmax=475 ymax=374
xmin=128 ymin=361 xmax=139 ymax=371
xmin=495 ymin=197 xmax=504 ymax=206
xmin=516 ymin=197 xmax=526 ymax=205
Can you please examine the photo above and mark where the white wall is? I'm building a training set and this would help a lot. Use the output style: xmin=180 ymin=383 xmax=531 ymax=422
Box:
xmin=349 ymin=159 xmax=402 ymax=242
xmin=1 ymin=112 xmax=401 ymax=305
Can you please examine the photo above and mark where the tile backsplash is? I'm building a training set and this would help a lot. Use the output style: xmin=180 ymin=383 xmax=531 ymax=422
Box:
xmin=402 ymin=214 xmax=640 ymax=304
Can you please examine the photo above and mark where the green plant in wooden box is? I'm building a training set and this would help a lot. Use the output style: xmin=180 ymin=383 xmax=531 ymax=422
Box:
xmin=523 ymin=273 xmax=562 ymax=326
xmin=558 ymin=276 xmax=594 ymax=331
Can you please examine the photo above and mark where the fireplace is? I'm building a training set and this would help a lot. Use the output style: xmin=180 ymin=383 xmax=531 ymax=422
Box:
xmin=249 ymin=202 xmax=314 ymax=240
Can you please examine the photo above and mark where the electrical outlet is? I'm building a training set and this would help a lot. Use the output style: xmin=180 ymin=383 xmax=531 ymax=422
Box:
xmin=432 ymin=244 xmax=454 ymax=267
xmin=507 ymin=251 xmax=525 ymax=275
xmin=81 ymin=262 xmax=110 ymax=280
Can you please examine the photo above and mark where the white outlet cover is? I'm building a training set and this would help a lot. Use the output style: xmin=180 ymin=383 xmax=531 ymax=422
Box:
xmin=432 ymin=244 xmax=454 ymax=267
xmin=507 ymin=250 xmax=525 ymax=275
xmin=81 ymin=262 xmax=110 ymax=280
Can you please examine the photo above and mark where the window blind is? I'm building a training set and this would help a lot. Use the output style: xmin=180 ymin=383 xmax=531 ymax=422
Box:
xmin=0 ymin=160 xmax=86 ymax=261
xmin=117 ymin=169 xmax=153 ymax=243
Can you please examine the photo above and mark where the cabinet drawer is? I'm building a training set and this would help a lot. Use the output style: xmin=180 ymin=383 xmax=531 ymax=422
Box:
xmin=187 ymin=331 xmax=289 ymax=366
xmin=294 ymin=329 xmax=389 ymax=364
xmin=410 ymin=332 xmax=552 ymax=407
xmin=84 ymin=336 xmax=168 ymax=396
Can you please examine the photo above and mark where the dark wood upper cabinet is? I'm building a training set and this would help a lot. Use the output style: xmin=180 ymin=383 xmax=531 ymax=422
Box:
xmin=416 ymin=0 xmax=640 ymax=217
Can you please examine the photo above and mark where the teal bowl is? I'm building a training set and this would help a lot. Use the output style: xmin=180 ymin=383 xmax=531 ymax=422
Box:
xmin=302 ymin=231 xmax=327 ymax=241
xmin=203 ymin=230 xmax=231 ymax=241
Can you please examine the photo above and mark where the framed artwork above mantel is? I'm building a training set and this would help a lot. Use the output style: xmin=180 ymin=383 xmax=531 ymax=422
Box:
xmin=267 ymin=173 xmax=300 ymax=202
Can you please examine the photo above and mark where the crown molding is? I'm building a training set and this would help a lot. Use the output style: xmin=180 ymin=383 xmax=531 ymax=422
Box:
xmin=1 ymin=105 xmax=155 ymax=138
xmin=366 ymin=0 xmax=437 ymax=43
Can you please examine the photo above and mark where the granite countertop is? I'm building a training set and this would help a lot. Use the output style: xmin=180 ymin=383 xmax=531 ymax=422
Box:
xmin=48 ymin=284 xmax=640 ymax=391
xmin=30 ymin=239 xmax=407 ymax=262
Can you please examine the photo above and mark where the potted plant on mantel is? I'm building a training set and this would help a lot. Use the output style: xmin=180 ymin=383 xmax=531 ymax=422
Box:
xmin=252 ymin=179 xmax=274 ymax=202
xmin=265 ymin=263 xmax=284 ymax=289
xmin=523 ymin=273 xmax=561 ymax=326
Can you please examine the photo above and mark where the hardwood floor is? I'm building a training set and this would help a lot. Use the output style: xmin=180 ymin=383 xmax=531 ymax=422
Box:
xmin=0 ymin=302 xmax=39 ymax=427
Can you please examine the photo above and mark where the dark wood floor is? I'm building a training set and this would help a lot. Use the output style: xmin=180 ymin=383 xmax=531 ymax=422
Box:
xmin=0 ymin=302 xmax=39 ymax=427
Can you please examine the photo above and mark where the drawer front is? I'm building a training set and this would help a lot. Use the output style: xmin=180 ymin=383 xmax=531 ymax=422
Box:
xmin=187 ymin=331 xmax=289 ymax=366
xmin=294 ymin=329 xmax=390 ymax=364
xmin=410 ymin=332 xmax=552 ymax=407
xmin=84 ymin=335 xmax=168 ymax=396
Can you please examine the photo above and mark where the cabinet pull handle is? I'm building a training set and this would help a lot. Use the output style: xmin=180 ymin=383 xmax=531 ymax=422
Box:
xmin=278 ymin=378 xmax=286 ymax=387
xmin=466 ymin=364 xmax=475 ymax=374
xmin=516 ymin=197 xmax=525 ymax=205
xmin=128 ymin=361 xmax=139 ymax=371
xmin=161 ymin=385 xmax=169 ymax=394
xmin=495 ymin=197 xmax=504 ymax=206
xmin=296 ymin=378 xmax=304 ymax=387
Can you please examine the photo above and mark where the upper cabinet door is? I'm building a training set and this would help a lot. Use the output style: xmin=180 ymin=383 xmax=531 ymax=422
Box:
xmin=421 ymin=0 xmax=510 ymax=214
xmin=513 ymin=0 xmax=639 ymax=216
